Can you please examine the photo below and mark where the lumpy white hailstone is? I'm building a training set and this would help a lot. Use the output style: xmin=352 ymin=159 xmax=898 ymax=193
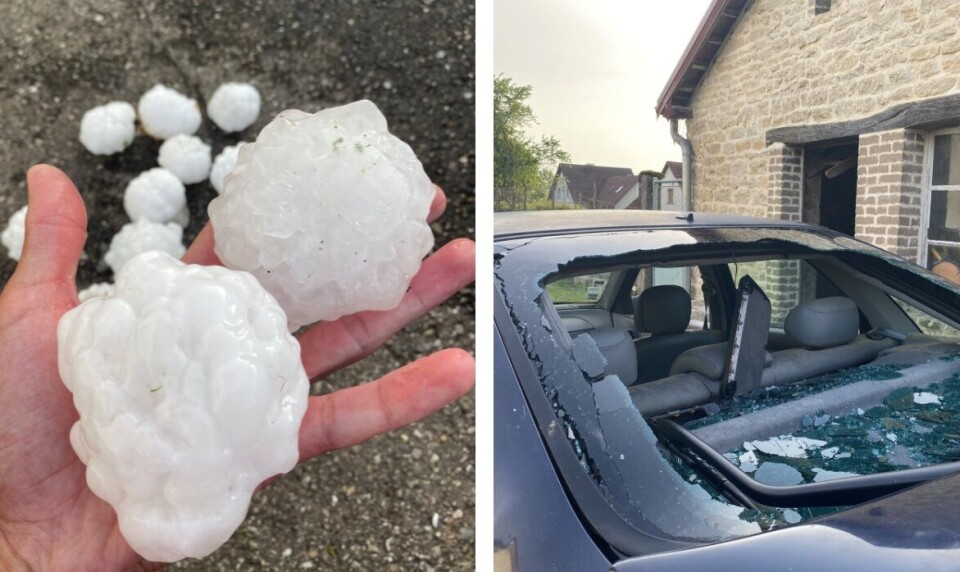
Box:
xmin=57 ymin=251 xmax=309 ymax=562
xmin=123 ymin=168 xmax=186 ymax=224
xmin=1 ymin=205 xmax=27 ymax=261
xmin=77 ymin=282 xmax=115 ymax=302
xmin=104 ymin=218 xmax=185 ymax=273
xmin=138 ymin=84 xmax=202 ymax=140
xmin=208 ymin=100 xmax=435 ymax=329
xmin=207 ymin=82 xmax=261 ymax=133
xmin=158 ymin=135 xmax=212 ymax=184
xmin=79 ymin=102 xmax=137 ymax=155
xmin=209 ymin=144 xmax=242 ymax=194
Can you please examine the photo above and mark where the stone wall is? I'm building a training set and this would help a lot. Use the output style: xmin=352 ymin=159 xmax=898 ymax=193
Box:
xmin=685 ymin=0 xmax=960 ymax=228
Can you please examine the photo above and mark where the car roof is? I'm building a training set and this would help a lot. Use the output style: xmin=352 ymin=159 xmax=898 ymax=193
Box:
xmin=494 ymin=210 xmax=813 ymax=241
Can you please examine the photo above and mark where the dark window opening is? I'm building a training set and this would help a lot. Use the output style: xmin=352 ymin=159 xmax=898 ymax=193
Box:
xmin=814 ymin=0 xmax=831 ymax=15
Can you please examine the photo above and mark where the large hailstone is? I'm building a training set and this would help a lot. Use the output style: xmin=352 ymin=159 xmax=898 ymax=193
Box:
xmin=124 ymin=168 xmax=186 ymax=224
xmin=77 ymin=282 xmax=115 ymax=302
xmin=58 ymin=251 xmax=309 ymax=562
xmin=158 ymin=135 xmax=212 ymax=184
xmin=138 ymin=84 xmax=202 ymax=140
xmin=104 ymin=219 xmax=185 ymax=273
xmin=208 ymin=100 xmax=435 ymax=329
xmin=207 ymin=83 xmax=261 ymax=133
xmin=209 ymin=144 xmax=242 ymax=194
xmin=1 ymin=205 xmax=27 ymax=261
xmin=79 ymin=102 xmax=137 ymax=155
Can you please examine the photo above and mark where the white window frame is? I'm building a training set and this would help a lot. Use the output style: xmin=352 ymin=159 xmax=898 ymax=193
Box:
xmin=920 ymin=128 xmax=960 ymax=268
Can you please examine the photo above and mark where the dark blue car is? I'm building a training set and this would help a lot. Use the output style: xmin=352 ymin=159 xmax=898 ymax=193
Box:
xmin=494 ymin=210 xmax=960 ymax=571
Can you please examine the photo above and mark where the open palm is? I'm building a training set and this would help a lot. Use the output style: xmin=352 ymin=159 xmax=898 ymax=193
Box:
xmin=0 ymin=165 xmax=475 ymax=570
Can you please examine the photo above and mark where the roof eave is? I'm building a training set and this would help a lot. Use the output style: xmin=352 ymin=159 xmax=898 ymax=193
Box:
xmin=655 ymin=0 xmax=750 ymax=119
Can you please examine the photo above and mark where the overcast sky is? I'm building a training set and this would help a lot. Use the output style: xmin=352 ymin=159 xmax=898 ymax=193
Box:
xmin=494 ymin=0 xmax=713 ymax=172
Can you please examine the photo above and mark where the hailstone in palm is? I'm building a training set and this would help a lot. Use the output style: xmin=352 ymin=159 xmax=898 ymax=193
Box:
xmin=79 ymin=102 xmax=137 ymax=155
xmin=123 ymin=168 xmax=186 ymax=224
xmin=158 ymin=135 xmax=212 ymax=184
xmin=57 ymin=251 xmax=309 ymax=562
xmin=208 ymin=100 xmax=435 ymax=330
xmin=77 ymin=282 xmax=115 ymax=302
xmin=209 ymin=144 xmax=242 ymax=194
xmin=207 ymin=82 xmax=261 ymax=133
xmin=1 ymin=205 xmax=27 ymax=261
xmin=104 ymin=219 xmax=185 ymax=273
xmin=138 ymin=84 xmax=202 ymax=140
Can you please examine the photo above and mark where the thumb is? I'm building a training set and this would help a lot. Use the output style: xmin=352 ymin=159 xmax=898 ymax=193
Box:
xmin=9 ymin=165 xmax=87 ymax=289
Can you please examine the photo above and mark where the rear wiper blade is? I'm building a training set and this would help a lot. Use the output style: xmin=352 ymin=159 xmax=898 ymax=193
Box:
xmin=651 ymin=417 xmax=960 ymax=507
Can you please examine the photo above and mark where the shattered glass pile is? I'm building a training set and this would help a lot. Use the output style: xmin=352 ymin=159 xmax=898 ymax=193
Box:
xmin=679 ymin=356 xmax=960 ymax=526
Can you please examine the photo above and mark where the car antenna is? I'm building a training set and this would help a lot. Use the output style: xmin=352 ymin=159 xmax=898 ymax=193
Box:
xmin=675 ymin=213 xmax=694 ymax=222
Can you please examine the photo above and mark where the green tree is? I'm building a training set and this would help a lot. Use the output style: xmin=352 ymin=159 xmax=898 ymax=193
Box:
xmin=494 ymin=75 xmax=570 ymax=211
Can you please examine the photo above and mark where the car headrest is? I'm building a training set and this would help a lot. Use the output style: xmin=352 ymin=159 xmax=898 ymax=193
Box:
xmin=578 ymin=328 xmax=638 ymax=386
xmin=635 ymin=285 xmax=691 ymax=335
xmin=784 ymin=297 xmax=859 ymax=349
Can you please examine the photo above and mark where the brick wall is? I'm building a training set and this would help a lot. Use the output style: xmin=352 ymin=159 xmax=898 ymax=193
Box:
xmin=767 ymin=143 xmax=803 ymax=221
xmin=685 ymin=0 xmax=960 ymax=225
xmin=854 ymin=129 xmax=924 ymax=262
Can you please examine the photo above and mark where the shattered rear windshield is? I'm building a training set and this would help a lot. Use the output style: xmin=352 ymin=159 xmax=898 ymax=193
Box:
xmin=495 ymin=226 xmax=960 ymax=549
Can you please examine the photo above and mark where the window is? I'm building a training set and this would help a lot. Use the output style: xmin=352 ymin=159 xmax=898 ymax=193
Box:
xmin=544 ymin=272 xmax=612 ymax=304
xmin=891 ymin=296 xmax=960 ymax=339
xmin=923 ymin=131 xmax=960 ymax=285
xmin=666 ymin=188 xmax=675 ymax=205
xmin=728 ymin=259 xmax=842 ymax=329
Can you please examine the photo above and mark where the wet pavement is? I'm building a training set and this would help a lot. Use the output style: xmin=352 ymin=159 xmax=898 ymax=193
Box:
xmin=0 ymin=0 xmax=475 ymax=569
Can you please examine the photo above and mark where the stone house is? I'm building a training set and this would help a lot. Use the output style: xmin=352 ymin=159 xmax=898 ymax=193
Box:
xmin=656 ymin=0 xmax=960 ymax=280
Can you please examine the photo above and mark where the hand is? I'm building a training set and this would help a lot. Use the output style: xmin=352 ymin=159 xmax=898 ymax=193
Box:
xmin=0 ymin=165 xmax=475 ymax=571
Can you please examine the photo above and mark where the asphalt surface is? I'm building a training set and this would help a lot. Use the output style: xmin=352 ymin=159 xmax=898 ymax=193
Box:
xmin=0 ymin=1 xmax=475 ymax=570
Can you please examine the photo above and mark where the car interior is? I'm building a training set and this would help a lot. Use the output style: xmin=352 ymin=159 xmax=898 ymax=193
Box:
xmin=544 ymin=251 xmax=960 ymax=506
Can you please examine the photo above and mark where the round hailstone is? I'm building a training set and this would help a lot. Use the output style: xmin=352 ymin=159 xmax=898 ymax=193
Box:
xmin=209 ymin=144 xmax=242 ymax=194
xmin=208 ymin=100 xmax=435 ymax=330
xmin=138 ymin=84 xmax=202 ymax=140
xmin=158 ymin=135 xmax=212 ymax=184
xmin=79 ymin=101 xmax=137 ymax=155
xmin=1 ymin=206 xmax=27 ymax=261
xmin=207 ymin=83 xmax=261 ymax=133
xmin=104 ymin=219 xmax=185 ymax=273
xmin=124 ymin=168 xmax=186 ymax=224
xmin=57 ymin=251 xmax=309 ymax=562
xmin=77 ymin=282 xmax=115 ymax=302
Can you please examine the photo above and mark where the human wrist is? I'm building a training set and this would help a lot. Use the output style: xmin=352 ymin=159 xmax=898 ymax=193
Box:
xmin=0 ymin=526 xmax=30 ymax=572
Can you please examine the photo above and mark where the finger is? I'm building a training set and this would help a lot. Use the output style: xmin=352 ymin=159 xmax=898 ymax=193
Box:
xmin=180 ymin=224 xmax=219 ymax=266
xmin=9 ymin=165 xmax=87 ymax=289
xmin=181 ymin=187 xmax=446 ymax=267
xmin=298 ymin=238 xmax=475 ymax=380
xmin=428 ymin=185 xmax=446 ymax=222
xmin=298 ymin=348 xmax=474 ymax=459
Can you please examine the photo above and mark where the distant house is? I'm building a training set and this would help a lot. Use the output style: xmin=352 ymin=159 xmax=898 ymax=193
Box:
xmin=549 ymin=163 xmax=636 ymax=208
xmin=657 ymin=0 xmax=960 ymax=276
xmin=658 ymin=161 xmax=683 ymax=211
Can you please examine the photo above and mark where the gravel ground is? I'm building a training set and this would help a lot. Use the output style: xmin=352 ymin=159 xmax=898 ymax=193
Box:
xmin=0 ymin=1 xmax=475 ymax=570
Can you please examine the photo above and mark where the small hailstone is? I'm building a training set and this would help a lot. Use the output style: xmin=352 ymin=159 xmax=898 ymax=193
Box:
xmin=77 ymin=282 xmax=115 ymax=302
xmin=138 ymin=84 xmax=202 ymax=140
xmin=104 ymin=218 xmax=185 ymax=273
xmin=207 ymin=83 xmax=261 ymax=133
xmin=1 ymin=206 xmax=27 ymax=261
xmin=124 ymin=168 xmax=186 ymax=224
xmin=208 ymin=100 xmax=435 ymax=330
xmin=57 ymin=251 xmax=309 ymax=562
xmin=79 ymin=102 xmax=137 ymax=155
xmin=158 ymin=135 xmax=212 ymax=184
xmin=209 ymin=144 xmax=242 ymax=194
